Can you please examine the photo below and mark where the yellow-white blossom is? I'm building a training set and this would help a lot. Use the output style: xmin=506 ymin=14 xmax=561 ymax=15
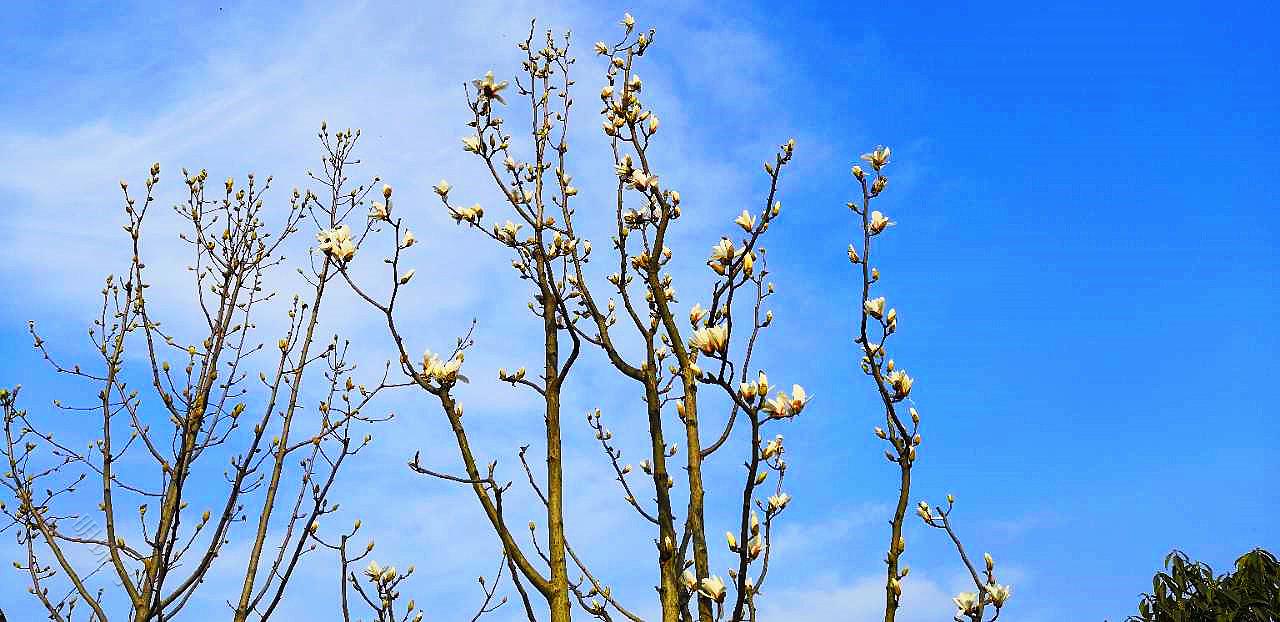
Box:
xmin=317 ymin=225 xmax=356 ymax=261
xmin=888 ymin=370 xmax=914 ymax=397
xmin=462 ymin=136 xmax=482 ymax=153
xmin=370 ymin=202 xmax=388 ymax=220
xmin=868 ymin=210 xmax=894 ymax=235
xmin=787 ymin=384 xmax=811 ymax=414
xmin=761 ymin=435 xmax=782 ymax=459
xmin=434 ymin=180 xmax=452 ymax=197
xmin=689 ymin=324 xmax=729 ymax=356
xmin=698 ymin=576 xmax=726 ymax=602
xmin=681 ymin=570 xmax=698 ymax=590
xmin=421 ymin=351 xmax=463 ymax=382
xmin=452 ymin=204 xmax=484 ymax=224
xmin=594 ymin=41 xmax=609 ymax=55
xmin=735 ymin=210 xmax=756 ymax=232
xmin=401 ymin=230 xmax=416 ymax=248
xmin=860 ymin=145 xmax=891 ymax=170
xmin=630 ymin=169 xmax=659 ymax=192
xmin=398 ymin=269 xmax=416 ymax=285
xmin=725 ymin=531 xmax=738 ymax=551
xmin=495 ymin=220 xmax=521 ymax=244
xmin=690 ymin=303 xmax=707 ymax=326
xmin=864 ymin=296 xmax=886 ymax=319
xmin=766 ymin=492 xmax=791 ymax=512
xmin=987 ymin=583 xmax=1012 ymax=607
xmin=472 ymin=71 xmax=509 ymax=105
xmin=953 ymin=592 xmax=979 ymax=616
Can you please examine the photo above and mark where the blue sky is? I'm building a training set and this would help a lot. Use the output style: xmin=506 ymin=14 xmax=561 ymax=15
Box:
xmin=0 ymin=1 xmax=1276 ymax=621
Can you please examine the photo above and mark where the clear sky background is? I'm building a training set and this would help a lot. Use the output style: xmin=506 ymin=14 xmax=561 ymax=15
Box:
xmin=0 ymin=1 xmax=1276 ymax=621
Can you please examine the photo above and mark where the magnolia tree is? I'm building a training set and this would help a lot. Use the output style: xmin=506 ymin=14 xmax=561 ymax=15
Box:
xmin=1 ymin=13 xmax=1011 ymax=622
xmin=848 ymin=148 xmax=1012 ymax=622
xmin=0 ymin=158 xmax=405 ymax=621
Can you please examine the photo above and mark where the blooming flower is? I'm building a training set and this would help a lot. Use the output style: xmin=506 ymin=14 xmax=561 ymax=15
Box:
xmin=766 ymin=492 xmax=791 ymax=512
xmin=698 ymin=576 xmax=726 ymax=602
xmin=317 ymin=225 xmax=356 ymax=261
xmin=370 ymin=202 xmax=388 ymax=220
xmin=986 ymin=583 xmax=1013 ymax=607
xmin=864 ymin=296 xmax=886 ymax=319
xmin=401 ymin=230 xmax=416 ymax=248
xmin=472 ymin=71 xmax=509 ymax=105
xmin=787 ymin=384 xmax=811 ymax=414
xmin=761 ymin=391 xmax=791 ymax=418
xmin=495 ymin=220 xmax=522 ymax=244
xmin=868 ymin=210 xmax=894 ymax=235
xmin=860 ymin=145 xmax=891 ymax=170
xmin=735 ymin=210 xmax=756 ymax=232
xmin=888 ymin=370 xmax=914 ymax=397
xmin=452 ymin=204 xmax=484 ymax=224
xmin=953 ymin=592 xmax=979 ymax=616
xmin=689 ymin=303 xmax=707 ymax=326
xmin=434 ymin=180 xmax=452 ymax=197
xmin=630 ymin=169 xmax=659 ymax=192
xmin=761 ymin=435 xmax=782 ymax=459
xmin=689 ymin=324 xmax=729 ymax=356
xmin=421 ymin=351 xmax=463 ymax=382
xmin=462 ymin=136 xmax=482 ymax=153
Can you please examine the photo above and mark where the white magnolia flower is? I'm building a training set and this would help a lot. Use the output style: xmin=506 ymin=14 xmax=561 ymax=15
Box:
xmin=317 ymin=225 xmax=356 ymax=261
xmin=734 ymin=210 xmax=756 ymax=232
xmin=401 ymin=230 xmax=416 ymax=248
xmin=864 ymin=296 xmax=886 ymax=319
xmin=689 ymin=324 xmax=729 ymax=356
xmin=681 ymin=570 xmax=698 ymax=590
xmin=421 ymin=351 xmax=463 ymax=382
xmin=495 ymin=220 xmax=522 ymax=244
xmin=860 ymin=145 xmax=891 ymax=170
xmin=630 ymin=169 xmax=659 ymax=192
xmin=953 ymin=591 xmax=979 ymax=615
xmin=698 ymin=575 xmax=726 ymax=602
xmin=787 ymin=384 xmax=811 ymax=414
xmin=689 ymin=303 xmax=707 ymax=326
xmin=761 ymin=435 xmax=782 ymax=459
xmin=766 ymin=492 xmax=791 ymax=512
xmin=452 ymin=204 xmax=484 ymax=224
xmin=472 ymin=71 xmax=509 ymax=105
xmin=761 ymin=392 xmax=790 ymax=418
xmin=986 ymin=583 xmax=1012 ymax=607
xmin=434 ymin=180 xmax=452 ymax=197
xmin=868 ymin=210 xmax=894 ymax=234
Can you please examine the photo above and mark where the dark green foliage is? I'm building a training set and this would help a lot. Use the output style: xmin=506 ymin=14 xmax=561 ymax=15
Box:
xmin=1127 ymin=548 xmax=1279 ymax=621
